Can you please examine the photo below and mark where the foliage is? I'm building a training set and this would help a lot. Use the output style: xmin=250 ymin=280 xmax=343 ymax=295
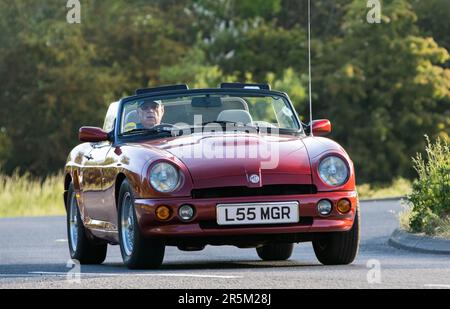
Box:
xmin=0 ymin=0 xmax=449 ymax=186
xmin=407 ymin=137 xmax=450 ymax=235
xmin=0 ymin=0 xmax=192 ymax=175
xmin=204 ymin=21 xmax=308 ymax=81
xmin=317 ymin=0 xmax=450 ymax=182
xmin=412 ymin=0 xmax=450 ymax=55
xmin=160 ymin=48 xmax=236 ymax=88
xmin=161 ymin=49 xmax=308 ymax=107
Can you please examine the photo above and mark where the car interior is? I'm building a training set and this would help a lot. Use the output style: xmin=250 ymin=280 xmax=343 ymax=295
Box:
xmin=122 ymin=97 xmax=254 ymax=131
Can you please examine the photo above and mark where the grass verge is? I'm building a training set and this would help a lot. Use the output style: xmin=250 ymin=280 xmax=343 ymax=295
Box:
xmin=0 ymin=171 xmax=65 ymax=218
xmin=357 ymin=178 xmax=412 ymax=200
xmin=398 ymin=205 xmax=450 ymax=238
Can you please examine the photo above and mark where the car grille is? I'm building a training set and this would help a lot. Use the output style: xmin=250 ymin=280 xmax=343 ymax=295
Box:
xmin=191 ymin=184 xmax=317 ymax=199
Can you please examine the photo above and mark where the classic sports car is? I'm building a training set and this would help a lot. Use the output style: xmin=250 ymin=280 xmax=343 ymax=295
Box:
xmin=64 ymin=83 xmax=359 ymax=269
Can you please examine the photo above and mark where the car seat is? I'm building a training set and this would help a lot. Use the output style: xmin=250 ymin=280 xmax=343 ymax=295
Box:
xmin=217 ymin=110 xmax=253 ymax=125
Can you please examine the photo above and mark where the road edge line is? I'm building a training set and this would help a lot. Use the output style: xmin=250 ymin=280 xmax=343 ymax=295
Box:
xmin=360 ymin=197 xmax=405 ymax=203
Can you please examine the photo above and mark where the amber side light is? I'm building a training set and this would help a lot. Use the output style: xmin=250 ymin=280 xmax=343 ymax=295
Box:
xmin=156 ymin=206 xmax=171 ymax=221
xmin=337 ymin=199 xmax=352 ymax=214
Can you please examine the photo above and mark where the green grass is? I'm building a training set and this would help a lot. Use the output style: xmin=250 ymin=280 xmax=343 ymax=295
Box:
xmin=0 ymin=172 xmax=65 ymax=218
xmin=357 ymin=178 xmax=412 ymax=200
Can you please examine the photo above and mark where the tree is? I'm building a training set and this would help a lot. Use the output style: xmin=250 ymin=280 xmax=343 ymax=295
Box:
xmin=413 ymin=0 xmax=450 ymax=56
xmin=1 ymin=0 xmax=449 ymax=185
xmin=277 ymin=0 xmax=349 ymax=38
xmin=0 ymin=0 xmax=192 ymax=175
xmin=317 ymin=0 xmax=450 ymax=183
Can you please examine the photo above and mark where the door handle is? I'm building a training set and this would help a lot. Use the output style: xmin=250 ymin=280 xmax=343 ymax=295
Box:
xmin=84 ymin=154 xmax=93 ymax=161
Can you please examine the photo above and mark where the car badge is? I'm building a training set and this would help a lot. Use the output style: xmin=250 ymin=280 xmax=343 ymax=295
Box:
xmin=249 ymin=174 xmax=260 ymax=184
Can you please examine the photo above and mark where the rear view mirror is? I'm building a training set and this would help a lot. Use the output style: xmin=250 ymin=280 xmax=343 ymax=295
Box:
xmin=191 ymin=96 xmax=223 ymax=108
xmin=79 ymin=127 xmax=110 ymax=143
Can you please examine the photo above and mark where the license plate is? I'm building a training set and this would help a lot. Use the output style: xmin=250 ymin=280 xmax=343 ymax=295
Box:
xmin=216 ymin=202 xmax=299 ymax=226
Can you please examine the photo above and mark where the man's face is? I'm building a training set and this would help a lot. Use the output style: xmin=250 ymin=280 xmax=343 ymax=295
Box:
xmin=137 ymin=101 xmax=164 ymax=129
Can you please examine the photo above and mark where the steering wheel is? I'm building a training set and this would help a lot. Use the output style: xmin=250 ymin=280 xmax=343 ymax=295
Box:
xmin=153 ymin=123 xmax=178 ymax=130
xmin=154 ymin=123 xmax=189 ymax=137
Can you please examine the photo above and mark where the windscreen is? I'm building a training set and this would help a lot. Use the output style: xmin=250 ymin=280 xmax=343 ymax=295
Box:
xmin=119 ymin=92 xmax=300 ymax=134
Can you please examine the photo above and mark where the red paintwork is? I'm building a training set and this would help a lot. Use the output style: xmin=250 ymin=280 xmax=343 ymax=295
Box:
xmin=65 ymin=122 xmax=357 ymax=246
xmin=141 ymin=133 xmax=312 ymax=190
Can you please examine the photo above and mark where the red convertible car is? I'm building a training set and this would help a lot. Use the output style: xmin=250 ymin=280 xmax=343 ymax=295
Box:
xmin=64 ymin=83 xmax=359 ymax=269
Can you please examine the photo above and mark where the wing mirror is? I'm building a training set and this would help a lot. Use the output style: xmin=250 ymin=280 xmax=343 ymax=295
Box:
xmin=79 ymin=127 xmax=110 ymax=143
xmin=311 ymin=119 xmax=332 ymax=136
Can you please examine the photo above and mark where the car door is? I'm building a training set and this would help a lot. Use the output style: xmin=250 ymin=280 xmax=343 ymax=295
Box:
xmin=81 ymin=102 xmax=118 ymax=223
xmin=81 ymin=142 xmax=112 ymax=221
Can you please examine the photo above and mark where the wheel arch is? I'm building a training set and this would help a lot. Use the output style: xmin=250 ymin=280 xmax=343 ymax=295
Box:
xmin=115 ymin=173 xmax=127 ymax=210
xmin=63 ymin=172 xmax=73 ymax=212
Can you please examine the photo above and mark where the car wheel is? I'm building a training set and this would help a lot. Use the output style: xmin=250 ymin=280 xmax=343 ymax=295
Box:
xmin=67 ymin=184 xmax=107 ymax=264
xmin=313 ymin=210 xmax=360 ymax=265
xmin=118 ymin=180 xmax=165 ymax=269
xmin=256 ymin=243 xmax=294 ymax=261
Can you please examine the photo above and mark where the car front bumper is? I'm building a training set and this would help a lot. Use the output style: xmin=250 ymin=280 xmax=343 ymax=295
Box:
xmin=134 ymin=191 xmax=358 ymax=241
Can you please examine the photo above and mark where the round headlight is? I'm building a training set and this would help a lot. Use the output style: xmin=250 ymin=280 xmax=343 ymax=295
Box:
xmin=150 ymin=162 xmax=180 ymax=193
xmin=318 ymin=156 xmax=349 ymax=186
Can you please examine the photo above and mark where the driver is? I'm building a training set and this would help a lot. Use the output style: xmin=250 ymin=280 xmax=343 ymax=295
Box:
xmin=137 ymin=100 xmax=165 ymax=129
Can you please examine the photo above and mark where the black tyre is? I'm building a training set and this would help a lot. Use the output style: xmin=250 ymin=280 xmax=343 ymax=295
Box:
xmin=256 ymin=243 xmax=294 ymax=261
xmin=67 ymin=184 xmax=107 ymax=264
xmin=118 ymin=180 xmax=165 ymax=269
xmin=313 ymin=210 xmax=360 ymax=265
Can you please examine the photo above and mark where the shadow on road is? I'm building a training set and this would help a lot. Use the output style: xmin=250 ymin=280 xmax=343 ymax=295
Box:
xmin=117 ymin=260 xmax=322 ymax=271
xmin=0 ymin=260 xmax=329 ymax=277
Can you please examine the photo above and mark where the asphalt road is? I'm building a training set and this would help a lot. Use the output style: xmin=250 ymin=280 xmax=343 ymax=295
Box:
xmin=0 ymin=199 xmax=449 ymax=289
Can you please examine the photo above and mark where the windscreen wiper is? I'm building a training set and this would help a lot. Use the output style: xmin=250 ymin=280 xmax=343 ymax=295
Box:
xmin=120 ymin=127 xmax=174 ymax=137
xmin=200 ymin=121 xmax=240 ymax=126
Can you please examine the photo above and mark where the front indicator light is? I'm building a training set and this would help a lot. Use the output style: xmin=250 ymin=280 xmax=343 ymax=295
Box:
xmin=337 ymin=199 xmax=352 ymax=214
xmin=318 ymin=200 xmax=333 ymax=216
xmin=156 ymin=206 xmax=171 ymax=221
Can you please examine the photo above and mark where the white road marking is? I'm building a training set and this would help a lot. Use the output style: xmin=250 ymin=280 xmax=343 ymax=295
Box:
xmin=55 ymin=239 xmax=68 ymax=243
xmin=424 ymin=284 xmax=450 ymax=289
xmin=0 ymin=274 xmax=44 ymax=278
xmin=28 ymin=271 xmax=243 ymax=279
